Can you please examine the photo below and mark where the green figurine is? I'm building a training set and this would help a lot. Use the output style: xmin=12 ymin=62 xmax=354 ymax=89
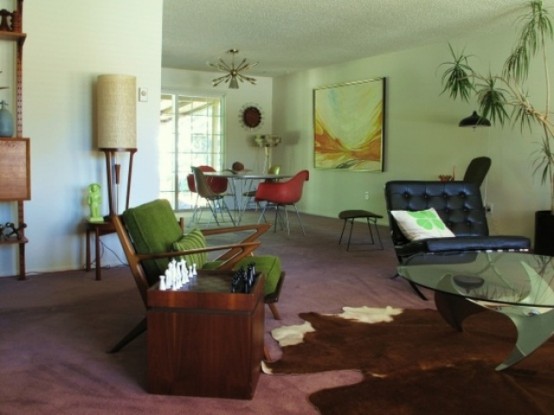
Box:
xmin=88 ymin=183 xmax=103 ymax=222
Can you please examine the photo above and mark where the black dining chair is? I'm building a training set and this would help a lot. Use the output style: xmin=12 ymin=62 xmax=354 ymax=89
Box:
xmin=463 ymin=156 xmax=491 ymax=187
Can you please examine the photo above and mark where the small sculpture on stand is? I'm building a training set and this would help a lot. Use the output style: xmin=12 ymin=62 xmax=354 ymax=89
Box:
xmin=0 ymin=69 xmax=13 ymax=137
xmin=2 ymin=222 xmax=26 ymax=240
xmin=0 ymin=100 xmax=14 ymax=137
xmin=88 ymin=183 xmax=103 ymax=222
xmin=254 ymin=134 xmax=281 ymax=173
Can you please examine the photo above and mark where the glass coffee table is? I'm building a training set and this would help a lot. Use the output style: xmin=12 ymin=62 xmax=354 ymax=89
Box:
xmin=398 ymin=251 xmax=554 ymax=371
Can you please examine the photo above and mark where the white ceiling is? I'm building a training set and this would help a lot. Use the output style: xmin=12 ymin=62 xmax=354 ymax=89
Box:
xmin=162 ymin=0 xmax=549 ymax=78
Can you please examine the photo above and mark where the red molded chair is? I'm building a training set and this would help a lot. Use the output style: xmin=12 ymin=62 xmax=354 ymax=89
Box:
xmin=255 ymin=170 xmax=309 ymax=235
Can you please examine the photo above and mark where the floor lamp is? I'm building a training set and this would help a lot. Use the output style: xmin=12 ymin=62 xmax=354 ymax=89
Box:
xmin=96 ymin=74 xmax=137 ymax=217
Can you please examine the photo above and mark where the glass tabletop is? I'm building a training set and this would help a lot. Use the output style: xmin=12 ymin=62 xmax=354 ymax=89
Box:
xmin=397 ymin=252 xmax=554 ymax=308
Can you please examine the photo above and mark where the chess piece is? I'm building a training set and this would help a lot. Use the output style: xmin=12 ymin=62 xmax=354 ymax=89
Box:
xmin=165 ymin=269 xmax=173 ymax=290
xmin=179 ymin=259 xmax=189 ymax=285
xmin=159 ymin=275 xmax=166 ymax=291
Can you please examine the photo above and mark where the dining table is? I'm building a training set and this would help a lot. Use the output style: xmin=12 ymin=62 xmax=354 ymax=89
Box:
xmin=203 ymin=170 xmax=292 ymax=224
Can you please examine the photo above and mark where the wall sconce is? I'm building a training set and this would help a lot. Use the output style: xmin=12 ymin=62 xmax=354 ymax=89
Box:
xmin=459 ymin=111 xmax=491 ymax=128
xmin=96 ymin=74 xmax=137 ymax=217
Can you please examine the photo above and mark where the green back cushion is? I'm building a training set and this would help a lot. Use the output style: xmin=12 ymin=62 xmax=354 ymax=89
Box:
xmin=172 ymin=229 xmax=208 ymax=268
xmin=233 ymin=255 xmax=282 ymax=296
xmin=122 ymin=199 xmax=183 ymax=286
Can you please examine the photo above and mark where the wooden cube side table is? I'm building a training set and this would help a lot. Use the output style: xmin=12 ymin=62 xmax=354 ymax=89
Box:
xmin=147 ymin=272 xmax=265 ymax=399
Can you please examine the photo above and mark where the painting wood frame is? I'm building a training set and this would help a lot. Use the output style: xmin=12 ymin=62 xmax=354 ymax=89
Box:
xmin=313 ymin=77 xmax=386 ymax=172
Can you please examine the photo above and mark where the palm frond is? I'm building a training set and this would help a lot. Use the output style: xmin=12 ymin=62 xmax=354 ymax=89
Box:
xmin=503 ymin=45 xmax=530 ymax=81
xmin=532 ymin=139 xmax=553 ymax=184
xmin=475 ymin=75 xmax=510 ymax=125
xmin=506 ymin=1 xmax=554 ymax=81
xmin=438 ymin=44 xmax=474 ymax=101
xmin=511 ymin=101 xmax=535 ymax=131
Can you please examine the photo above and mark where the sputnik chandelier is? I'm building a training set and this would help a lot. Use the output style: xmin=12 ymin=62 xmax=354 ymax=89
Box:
xmin=208 ymin=49 xmax=257 ymax=89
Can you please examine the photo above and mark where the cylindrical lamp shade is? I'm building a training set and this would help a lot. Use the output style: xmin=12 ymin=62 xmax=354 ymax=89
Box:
xmin=97 ymin=74 xmax=137 ymax=149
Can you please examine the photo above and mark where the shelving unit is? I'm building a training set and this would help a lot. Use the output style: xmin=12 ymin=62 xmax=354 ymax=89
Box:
xmin=0 ymin=0 xmax=29 ymax=280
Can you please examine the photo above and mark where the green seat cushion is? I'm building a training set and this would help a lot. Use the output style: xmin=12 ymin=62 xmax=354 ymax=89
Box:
xmin=122 ymin=199 xmax=183 ymax=285
xmin=172 ymin=229 xmax=208 ymax=268
xmin=203 ymin=260 xmax=223 ymax=270
xmin=233 ymin=255 xmax=282 ymax=296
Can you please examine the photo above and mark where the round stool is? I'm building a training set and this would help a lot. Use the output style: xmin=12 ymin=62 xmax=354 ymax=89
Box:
xmin=338 ymin=210 xmax=383 ymax=251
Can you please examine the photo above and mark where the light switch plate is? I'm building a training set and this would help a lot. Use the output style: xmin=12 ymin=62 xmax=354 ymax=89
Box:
xmin=138 ymin=87 xmax=148 ymax=102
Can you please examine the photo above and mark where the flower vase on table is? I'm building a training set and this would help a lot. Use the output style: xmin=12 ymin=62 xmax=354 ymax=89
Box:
xmin=254 ymin=134 xmax=281 ymax=173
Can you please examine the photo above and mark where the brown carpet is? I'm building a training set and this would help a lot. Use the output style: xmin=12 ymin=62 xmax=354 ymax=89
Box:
xmin=265 ymin=309 xmax=554 ymax=414
xmin=2 ymin=211 xmax=549 ymax=414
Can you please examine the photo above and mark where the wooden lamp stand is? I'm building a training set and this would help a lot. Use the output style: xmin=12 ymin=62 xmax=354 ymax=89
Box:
xmin=100 ymin=148 xmax=137 ymax=217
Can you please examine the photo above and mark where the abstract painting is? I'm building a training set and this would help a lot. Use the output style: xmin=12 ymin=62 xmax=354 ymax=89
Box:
xmin=313 ymin=78 xmax=386 ymax=171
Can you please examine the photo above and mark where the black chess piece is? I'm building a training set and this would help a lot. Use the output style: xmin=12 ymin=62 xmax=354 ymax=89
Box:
xmin=231 ymin=267 xmax=246 ymax=293
xmin=246 ymin=262 xmax=257 ymax=288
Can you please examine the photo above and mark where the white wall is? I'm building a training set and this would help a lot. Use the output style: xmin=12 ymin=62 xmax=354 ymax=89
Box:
xmin=272 ymin=27 xmax=549 ymax=241
xmin=0 ymin=0 xmax=163 ymax=276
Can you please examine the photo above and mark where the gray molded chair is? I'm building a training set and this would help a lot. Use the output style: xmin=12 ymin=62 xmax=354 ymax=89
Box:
xmin=192 ymin=166 xmax=236 ymax=226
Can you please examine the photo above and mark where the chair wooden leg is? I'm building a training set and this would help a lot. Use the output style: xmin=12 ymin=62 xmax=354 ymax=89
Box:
xmin=264 ymin=344 xmax=271 ymax=361
xmin=108 ymin=317 xmax=147 ymax=353
xmin=409 ymin=281 xmax=428 ymax=301
xmin=267 ymin=303 xmax=281 ymax=320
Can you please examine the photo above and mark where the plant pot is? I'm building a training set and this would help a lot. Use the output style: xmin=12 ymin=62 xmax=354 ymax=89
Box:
xmin=534 ymin=210 xmax=554 ymax=255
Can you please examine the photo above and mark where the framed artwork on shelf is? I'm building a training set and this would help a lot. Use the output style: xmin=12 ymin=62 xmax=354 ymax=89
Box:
xmin=313 ymin=77 xmax=386 ymax=172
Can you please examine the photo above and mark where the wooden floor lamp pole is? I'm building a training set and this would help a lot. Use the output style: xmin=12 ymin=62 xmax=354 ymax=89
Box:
xmin=100 ymin=148 xmax=137 ymax=217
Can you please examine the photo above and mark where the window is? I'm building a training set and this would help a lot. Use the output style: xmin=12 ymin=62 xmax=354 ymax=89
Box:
xmin=159 ymin=94 xmax=225 ymax=210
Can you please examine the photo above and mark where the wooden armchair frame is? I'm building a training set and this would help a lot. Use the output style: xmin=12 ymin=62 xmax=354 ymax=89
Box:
xmin=110 ymin=214 xmax=270 ymax=353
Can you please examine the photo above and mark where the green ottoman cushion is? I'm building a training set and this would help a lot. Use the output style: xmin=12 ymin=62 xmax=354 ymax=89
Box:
xmin=233 ymin=255 xmax=282 ymax=296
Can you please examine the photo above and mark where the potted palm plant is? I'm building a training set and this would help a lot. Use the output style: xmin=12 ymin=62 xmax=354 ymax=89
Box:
xmin=439 ymin=0 xmax=554 ymax=254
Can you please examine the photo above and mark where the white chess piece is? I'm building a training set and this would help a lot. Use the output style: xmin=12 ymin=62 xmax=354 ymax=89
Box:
xmin=159 ymin=275 xmax=166 ymax=291
xmin=180 ymin=259 xmax=189 ymax=284
xmin=165 ymin=269 xmax=174 ymax=290
xmin=192 ymin=263 xmax=198 ymax=276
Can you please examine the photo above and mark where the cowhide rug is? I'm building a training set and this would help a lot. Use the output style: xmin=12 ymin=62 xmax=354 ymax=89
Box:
xmin=263 ymin=307 xmax=554 ymax=415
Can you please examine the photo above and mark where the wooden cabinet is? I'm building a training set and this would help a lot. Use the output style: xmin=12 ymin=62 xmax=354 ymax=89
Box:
xmin=147 ymin=272 xmax=265 ymax=399
xmin=0 ymin=1 xmax=29 ymax=280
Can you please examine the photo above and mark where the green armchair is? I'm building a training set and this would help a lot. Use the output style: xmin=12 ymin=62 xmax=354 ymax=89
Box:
xmin=110 ymin=199 xmax=285 ymax=352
